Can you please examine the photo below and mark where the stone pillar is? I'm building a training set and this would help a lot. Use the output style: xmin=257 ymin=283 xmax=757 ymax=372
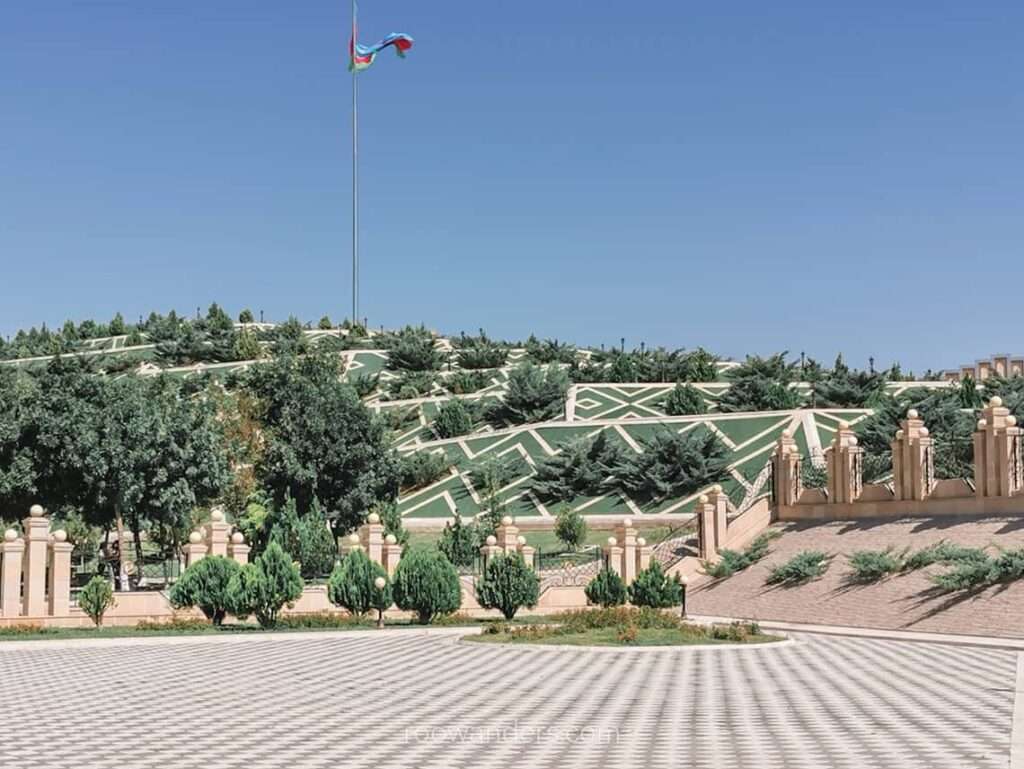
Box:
xmin=361 ymin=512 xmax=385 ymax=565
xmin=827 ymin=420 xmax=864 ymax=505
xmin=48 ymin=529 xmax=74 ymax=616
xmin=974 ymin=396 xmax=1024 ymax=499
xmin=891 ymin=409 xmax=934 ymax=501
xmin=694 ymin=494 xmax=718 ymax=561
xmin=382 ymin=534 xmax=403 ymax=576
xmin=603 ymin=537 xmax=624 ymax=577
xmin=613 ymin=518 xmax=638 ymax=584
xmin=1 ymin=530 xmax=24 ymax=617
xmin=22 ymin=505 xmax=50 ymax=617
xmin=182 ymin=530 xmax=208 ymax=569
xmin=228 ymin=532 xmax=250 ymax=566
xmin=496 ymin=516 xmax=519 ymax=555
xmin=706 ymin=485 xmax=729 ymax=550
xmin=519 ymin=541 xmax=536 ymax=569
xmin=635 ymin=536 xmax=653 ymax=574
xmin=206 ymin=509 xmax=230 ymax=558
xmin=772 ymin=429 xmax=802 ymax=507
xmin=479 ymin=535 xmax=502 ymax=566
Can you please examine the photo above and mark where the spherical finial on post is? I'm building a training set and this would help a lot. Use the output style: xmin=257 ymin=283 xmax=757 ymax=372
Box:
xmin=500 ymin=516 xmax=513 ymax=527
xmin=210 ymin=509 xmax=225 ymax=523
xmin=516 ymin=535 xmax=526 ymax=546
xmin=636 ymin=537 xmax=647 ymax=547
xmin=607 ymin=536 xmax=618 ymax=547
xmin=53 ymin=529 xmax=68 ymax=543
xmin=978 ymin=419 xmax=988 ymax=430
xmin=1009 ymin=416 xmax=1018 ymax=427
xmin=4 ymin=529 xmax=18 ymax=543
xmin=385 ymin=533 xmax=397 ymax=545
xmin=991 ymin=396 xmax=1003 ymax=408
xmin=367 ymin=512 xmax=381 ymax=525
xmin=188 ymin=531 xmax=203 ymax=544
xmin=919 ymin=427 xmax=929 ymax=437
xmin=698 ymin=494 xmax=709 ymax=505
xmin=711 ymin=484 xmax=723 ymax=494
xmin=373 ymin=576 xmax=387 ymax=590
xmin=29 ymin=504 xmax=44 ymax=518
xmin=230 ymin=531 xmax=245 ymax=545
xmin=622 ymin=517 xmax=633 ymax=528
xmin=348 ymin=533 xmax=360 ymax=545
xmin=781 ymin=428 xmax=792 ymax=439
xmin=485 ymin=535 xmax=497 ymax=546
xmin=838 ymin=420 xmax=849 ymax=430
xmin=907 ymin=409 xmax=919 ymax=419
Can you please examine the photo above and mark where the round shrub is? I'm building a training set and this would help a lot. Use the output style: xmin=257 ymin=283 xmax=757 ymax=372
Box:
xmin=392 ymin=547 xmax=462 ymax=624
xmin=663 ymin=383 xmax=707 ymax=416
xmin=628 ymin=561 xmax=683 ymax=609
xmin=79 ymin=575 xmax=115 ymax=628
xmin=227 ymin=541 xmax=303 ymax=628
xmin=169 ymin=556 xmax=242 ymax=625
xmin=434 ymin=399 xmax=475 ymax=439
xmin=585 ymin=568 xmax=627 ymax=608
xmin=328 ymin=548 xmax=391 ymax=617
xmin=554 ymin=507 xmax=587 ymax=552
xmin=475 ymin=553 xmax=540 ymax=620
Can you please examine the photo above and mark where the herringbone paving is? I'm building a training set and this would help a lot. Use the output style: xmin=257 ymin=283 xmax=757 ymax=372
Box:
xmin=0 ymin=630 xmax=1014 ymax=768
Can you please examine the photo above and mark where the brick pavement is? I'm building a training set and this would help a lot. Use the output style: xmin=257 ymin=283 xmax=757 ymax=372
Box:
xmin=0 ymin=629 xmax=1015 ymax=768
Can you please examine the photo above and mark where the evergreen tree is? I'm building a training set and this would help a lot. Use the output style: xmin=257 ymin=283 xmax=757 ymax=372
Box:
xmin=662 ymin=383 xmax=707 ymax=416
xmin=392 ymin=547 xmax=462 ymax=624
xmin=554 ymin=506 xmax=587 ymax=552
xmin=434 ymin=399 xmax=475 ymax=439
xmin=475 ymin=552 xmax=540 ymax=620
xmin=437 ymin=515 xmax=480 ymax=568
xmin=628 ymin=561 xmax=683 ymax=608
xmin=227 ymin=541 xmax=303 ymax=628
xmin=327 ymin=547 xmax=389 ymax=616
xmin=585 ymin=568 xmax=627 ymax=608
xmin=169 ymin=556 xmax=242 ymax=625
xmin=298 ymin=498 xmax=337 ymax=578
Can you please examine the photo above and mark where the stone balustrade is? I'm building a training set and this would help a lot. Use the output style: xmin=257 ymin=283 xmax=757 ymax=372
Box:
xmin=340 ymin=511 xmax=403 ymax=575
xmin=601 ymin=517 xmax=654 ymax=583
xmin=480 ymin=516 xmax=535 ymax=566
xmin=1 ymin=505 xmax=75 ymax=620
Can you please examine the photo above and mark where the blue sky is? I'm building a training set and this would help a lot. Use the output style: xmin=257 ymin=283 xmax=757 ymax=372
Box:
xmin=2 ymin=1 xmax=1022 ymax=372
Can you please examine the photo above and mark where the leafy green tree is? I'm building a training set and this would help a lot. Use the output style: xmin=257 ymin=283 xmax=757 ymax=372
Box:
xmin=327 ymin=547 xmax=390 ymax=617
xmin=434 ymin=399 xmax=475 ymax=439
xmin=494 ymin=363 xmax=569 ymax=425
xmin=585 ymin=568 xmax=627 ymax=607
xmin=554 ymin=506 xmax=587 ymax=552
xmin=386 ymin=328 xmax=443 ymax=371
xmin=370 ymin=500 xmax=409 ymax=546
xmin=234 ymin=329 xmax=263 ymax=361
xmin=266 ymin=495 xmax=303 ymax=559
xmin=318 ymin=315 xmax=333 ymax=330
xmin=628 ymin=561 xmax=683 ymax=608
xmin=437 ymin=515 xmax=480 ymax=568
xmin=79 ymin=576 xmax=116 ymax=627
xmin=814 ymin=364 xmax=886 ymax=408
xmin=719 ymin=353 xmax=803 ymax=413
xmin=475 ymin=552 xmax=540 ymax=620
xmin=663 ymin=383 xmax=707 ymax=416
xmin=611 ymin=429 xmax=729 ymax=504
xmin=530 ymin=432 xmax=621 ymax=502
xmin=244 ymin=352 xmax=400 ymax=533
xmin=169 ymin=556 xmax=242 ymax=625
xmin=227 ymin=541 xmax=304 ymax=628
xmin=0 ymin=367 xmax=39 ymax=514
xmin=239 ymin=308 xmax=255 ymax=324
xmin=392 ymin=547 xmax=462 ymax=624
xmin=108 ymin=312 xmax=126 ymax=336
xmin=270 ymin=316 xmax=310 ymax=356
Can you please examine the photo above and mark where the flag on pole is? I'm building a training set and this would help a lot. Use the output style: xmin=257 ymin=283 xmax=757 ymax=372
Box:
xmin=350 ymin=29 xmax=414 ymax=72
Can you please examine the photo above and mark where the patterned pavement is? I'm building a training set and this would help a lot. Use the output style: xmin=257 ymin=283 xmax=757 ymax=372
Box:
xmin=0 ymin=630 xmax=1017 ymax=769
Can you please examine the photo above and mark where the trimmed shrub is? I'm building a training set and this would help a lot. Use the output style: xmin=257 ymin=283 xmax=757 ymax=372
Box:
xmin=327 ymin=548 xmax=391 ymax=617
xmin=438 ymin=515 xmax=480 ymax=569
xmin=475 ymin=553 xmax=540 ymax=620
xmin=227 ymin=541 xmax=303 ymax=628
xmin=662 ymin=383 xmax=707 ymax=416
xmin=298 ymin=499 xmax=337 ymax=579
xmin=446 ymin=370 xmax=490 ymax=395
xmin=392 ymin=547 xmax=462 ymax=624
xmin=628 ymin=561 xmax=683 ymax=608
xmin=903 ymin=541 xmax=988 ymax=571
xmin=434 ymin=399 xmax=475 ymax=439
xmin=554 ymin=507 xmax=587 ymax=552
xmin=846 ymin=548 xmax=905 ymax=583
xmin=169 ymin=556 xmax=242 ymax=625
xmin=585 ymin=568 xmax=627 ymax=608
xmin=79 ymin=576 xmax=116 ymax=628
xmin=766 ymin=550 xmax=830 ymax=585
xmin=400 ymin=451 xmax=451 ymax=491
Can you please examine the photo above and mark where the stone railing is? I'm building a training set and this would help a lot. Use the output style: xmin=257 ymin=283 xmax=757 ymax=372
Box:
xmin=339 ymin=511 xmax=403 ymax=575
xmin=1 ymin=505 xmax=75 ymax=620
xmin=771 ymin=397 xmax=1024 ymax=522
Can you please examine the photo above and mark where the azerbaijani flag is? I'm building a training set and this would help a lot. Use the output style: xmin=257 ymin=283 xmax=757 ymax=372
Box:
xmin=349 ymin=30 xmax=414 ymax=72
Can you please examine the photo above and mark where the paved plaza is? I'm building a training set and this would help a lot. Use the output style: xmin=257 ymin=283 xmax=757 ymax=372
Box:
xmin=0 ymin=629 xmax=1019 ymax=769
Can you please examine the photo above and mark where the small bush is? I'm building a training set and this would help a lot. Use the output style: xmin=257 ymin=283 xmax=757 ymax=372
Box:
xmin=617 ymin=624 xmax=639 ymax=644
xmin=703 ymin=531 xmax=779 ymax=579
xmin=554 ymin=507 xmax=587 ymax=552
xmin=226 ymin=541 xmax=304 ymax=628
xmin=169 ymin=556 xmax=242 ymax=625
xmin=551 ymin=606 xmax=681 ymax=631
xmin=136 ymin=617 xmax=211 ymax=632
xmin=0 ymin=623 xmax=48 ymax=637
xmin=392 ymin=547 xmax=462 ymax=624
xmin=446 ymin=370 xmax=490 ymax=395
xmin=847 ymin=548 xmax=905 ymax=583
xmin=662 ymin=383 xmax=707 ymax=416
xmin=79 ymin=576 xmax=116 ymax=628
xmin=766 ymin=550 xmax=830 ymax=586
xmin=585 ymin=568 xmax=628 ymax=608
xmin=903 ymin=541 xmax=988 ymax=571
xmin=475 ymin=553 xmax=540 ymax=620
xmin=709 ymin=621 xmax=761 ymax=642
xmin=628 ymin=561 xmax=683 ymax=608
xmin=275 ymin=612 xmax=371 ymax=629
xmin=929 ymin=547 xmax=1024 ymax=593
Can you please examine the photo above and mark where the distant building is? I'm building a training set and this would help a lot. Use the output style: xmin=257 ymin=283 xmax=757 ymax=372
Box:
xmin=943 ymin=354 xmax=1024 ymax=382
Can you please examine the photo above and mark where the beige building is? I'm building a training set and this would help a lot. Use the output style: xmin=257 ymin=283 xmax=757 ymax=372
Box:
xmin=944 ymin=353 xmax=1024 ymax=382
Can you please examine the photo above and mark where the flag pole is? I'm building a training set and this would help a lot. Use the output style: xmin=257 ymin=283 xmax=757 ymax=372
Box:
xmin=351 ymin=0 xmax=359 ymax=326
